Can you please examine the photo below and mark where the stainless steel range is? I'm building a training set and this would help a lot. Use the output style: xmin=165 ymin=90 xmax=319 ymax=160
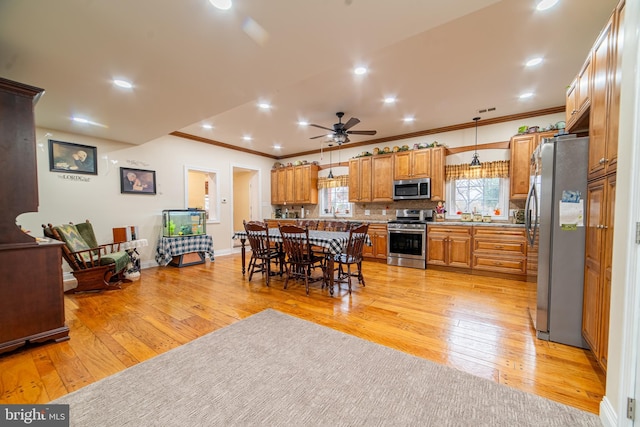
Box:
xmin=387 ymin=209 xmax=432 ymax=269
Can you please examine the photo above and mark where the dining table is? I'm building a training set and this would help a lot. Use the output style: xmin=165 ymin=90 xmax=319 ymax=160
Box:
xmin=232 ymin=228 xmax=371 ymax=296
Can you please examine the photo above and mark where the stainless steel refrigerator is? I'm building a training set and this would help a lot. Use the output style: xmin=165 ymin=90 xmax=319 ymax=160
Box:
xmin=525 ymin=133 xmax=589 ymax=349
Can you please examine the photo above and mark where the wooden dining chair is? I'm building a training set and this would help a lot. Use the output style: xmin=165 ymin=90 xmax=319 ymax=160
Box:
xmin=295 ymin=219 xmax=319 ymax=230
xmin=327 ymin=223 xmax=369 ymax=294
xmin=243 ymin=220 xmax=282 ymax=286
xmin=323 ymin=220 xmax=350 ymax=232
xmin=278 ymin=224 xmax=326 ymax=295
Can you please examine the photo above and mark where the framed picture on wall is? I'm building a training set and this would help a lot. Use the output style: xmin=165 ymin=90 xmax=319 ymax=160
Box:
xmin=48 ymin=139 xmax=98 ymax=175
xmin=120 ymin=167 xmax=156 ymax=195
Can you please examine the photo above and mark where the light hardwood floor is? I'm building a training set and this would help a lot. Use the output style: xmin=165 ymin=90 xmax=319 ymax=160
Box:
xmin=0 ymin=253 xmax=605 ymax=414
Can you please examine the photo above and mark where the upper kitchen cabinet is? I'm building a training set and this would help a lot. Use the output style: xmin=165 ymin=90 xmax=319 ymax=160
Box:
xmin=588 ymin=13 xmax=616 ymax=180
xmin=565 ymin=56 xmax=592 ymax=133
xmin=293 ymin=164 xmax=319 ymax=204
xmin=393 ymin=149 xmax=431 ymax=180
xmin=371 ymin=153 xmax=394 ymax=202
xmin=429 ymin=146 xmax=446 ymax=201
xmin=349 ymin=156 xmax=373 ymax=202
xmin=270 ymin=164 xmax=319 ymax=205
xmin=509 ymin=131 xmax=555 ymax=200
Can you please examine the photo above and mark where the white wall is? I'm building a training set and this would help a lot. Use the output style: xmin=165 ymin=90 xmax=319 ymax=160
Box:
xmin=18 ymin=128 xmax=274 ymax=271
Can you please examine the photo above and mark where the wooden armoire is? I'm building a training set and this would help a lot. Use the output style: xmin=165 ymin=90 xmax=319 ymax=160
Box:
xmin=0 ymin=78 xmax=70 ymax=354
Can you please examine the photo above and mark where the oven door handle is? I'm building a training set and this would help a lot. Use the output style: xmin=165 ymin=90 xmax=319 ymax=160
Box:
xmin=388 ymin=229 xmax=426 ymax=235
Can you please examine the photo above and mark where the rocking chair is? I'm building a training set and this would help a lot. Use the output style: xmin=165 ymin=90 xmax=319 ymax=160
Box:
xmin=43 ymin=220 xmax=130 ymax=293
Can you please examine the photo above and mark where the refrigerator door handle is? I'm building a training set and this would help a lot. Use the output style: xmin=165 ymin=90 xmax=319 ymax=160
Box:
xmin=525 ymin=183 xmax=537 ymax=246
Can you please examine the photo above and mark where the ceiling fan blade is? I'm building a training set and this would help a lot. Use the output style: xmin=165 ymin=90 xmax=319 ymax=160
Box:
xmin=310 ymin=134 xmax=331 ymax=139
xmin=342 ymin=117 xmax=360 ymax=130
xmin=347 ymin=130 xmax=377 ymax=136
xmin=309 ymin=124 xmax=334 ymax=132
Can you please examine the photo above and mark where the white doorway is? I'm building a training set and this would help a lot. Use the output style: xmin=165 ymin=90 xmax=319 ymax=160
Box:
xmin=232 ymin=166 xmax=260 ymax=247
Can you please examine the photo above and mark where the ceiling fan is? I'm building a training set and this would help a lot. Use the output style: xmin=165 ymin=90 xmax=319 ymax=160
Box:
xmin=309 ymin=112 xmax=377 ymax=145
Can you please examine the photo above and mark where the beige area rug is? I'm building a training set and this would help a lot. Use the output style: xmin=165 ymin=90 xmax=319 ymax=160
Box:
xmin=53 ymin=309 xmax=601 ymax=426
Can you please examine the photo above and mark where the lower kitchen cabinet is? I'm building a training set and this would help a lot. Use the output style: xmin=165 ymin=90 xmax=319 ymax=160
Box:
xmin=472 ymin=227 xmax=527 ymax=277
xmin=427 ymin=225 xmax=472 ymax=269
xmin=363 ymin=223 xmax=388 ymax=261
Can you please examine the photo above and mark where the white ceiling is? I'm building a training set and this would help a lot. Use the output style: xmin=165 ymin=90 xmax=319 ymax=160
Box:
xmin=0 ymin=0 xmax=617 ymax=158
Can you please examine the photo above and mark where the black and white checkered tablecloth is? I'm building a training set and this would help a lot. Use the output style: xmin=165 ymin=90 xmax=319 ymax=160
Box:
xmin=232 ymin=229 xmax=370 ymax=255
xmin=156 ymin=235 xmax=215 ymax=266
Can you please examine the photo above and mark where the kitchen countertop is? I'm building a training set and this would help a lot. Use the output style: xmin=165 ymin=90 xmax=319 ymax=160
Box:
xmin=428 ymin=221 xmax=524 ymax=228
xmin=278 ymin=218 xmax=524 ymax=227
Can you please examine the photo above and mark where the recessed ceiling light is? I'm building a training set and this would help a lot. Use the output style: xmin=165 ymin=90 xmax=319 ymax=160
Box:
xmin=403 ymin=117 xmax=415 ymax=123
xmin=202 ymin=124 xmax=214 ymax=130
xmin=273 ymin=144 xmax=282 ymax=150
xmin=354 ymin=66 xmax=368 ymax=75
xmin=298 ymin=121 xmax=309 ymax=126
xmin=384 ymin=97 xmax=396 ymax=104
xmin=243 ymin=136 xmax=252 ymax=141
xmin=519 ymin=92 xmax=534 ymax=99
xmin=258 ymin=103 xmax=271 ymax=109
xmin=536 ymin=0 xmax=559 ymax=11
xmin=526 ymin=57 xmax=543 ymax=67
xmin=113 ymin=79 xmax=133 ymax=89
xmin=209 ymin=0 xmax=232 ymax=10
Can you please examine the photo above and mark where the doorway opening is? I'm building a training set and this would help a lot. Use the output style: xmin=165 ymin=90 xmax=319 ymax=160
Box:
xmin=232 ymin=166 xmax=260 ymax=247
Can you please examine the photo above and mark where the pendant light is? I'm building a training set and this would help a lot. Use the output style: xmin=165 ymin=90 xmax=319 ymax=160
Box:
xmin=327 ymin=145 xmax=334 ymax=179
xmin=470 ymin=116 xmax=481 ymax=168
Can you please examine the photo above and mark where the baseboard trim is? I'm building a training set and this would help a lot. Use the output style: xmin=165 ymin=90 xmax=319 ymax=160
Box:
xmin=599 ymin=396 xmax=617 ymax=427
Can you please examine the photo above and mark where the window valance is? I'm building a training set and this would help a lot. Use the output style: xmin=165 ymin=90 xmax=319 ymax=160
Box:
xmin=318 ymin=175 xmax=349 ymax=189
xmin=445 ymin=160 xmax=510 ymax=180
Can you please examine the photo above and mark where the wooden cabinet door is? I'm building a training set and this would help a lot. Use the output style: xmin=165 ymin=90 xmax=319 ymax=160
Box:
xmin=429 ymin=147 xmax=445 ymax=201
xmin=349 ymin=159 xmax=361 ymax=201
xmin=582 ymin=179 xmax=605 ymax=354
xmin=509 ymin=134 xmax=535 ymax=199
xmin=577 ymin=56 xmax=592 ymax=115
xmin=284 ymin=167 xmax=295 ymax=203
xmin=565 ymin=78 xmax=577 ymax=125
xmin=426 ymin=233 xmax=447 ymax=266
xmin=349 ymin=157 xmax=372 ymax=202
xmin=294 ymin=166 xmax=306 ymax=203
xmin=587 ymin=16 xmax=613 ymax=180
xmin=599 ymin=174 xmax=616 ymax=371
xmin=293 ymin=164 xmax=318 ymax=204
xmin=393 ymin=151 xmax=412 ymax=180
xmin=270 ymin=170 xmax=278 ymax=204
xmin=275 ymin=168 xmax=287 ymax=204
xmin=411 ymin=149 xmax=431 ymax=178
xmin=605 ymin=1 xmax=625 ymax=178
xmin=447 ymin=233 xmax=472 ymax=268
xmin=372 ymin=154 xmax=393 ymax=202
xmin=373 ymin=230 xmax=388 ymax=259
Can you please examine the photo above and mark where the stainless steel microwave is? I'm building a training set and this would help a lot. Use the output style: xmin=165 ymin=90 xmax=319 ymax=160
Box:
xmin=393 ymin=178 xmax=431 ymax=200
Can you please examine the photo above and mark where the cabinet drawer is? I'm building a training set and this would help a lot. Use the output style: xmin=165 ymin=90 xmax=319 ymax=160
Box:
xmin=473 ymin=239 xmax=526 ymax=255
xmin=472 ymin=228 xmax=525 ymax=239
xmin=472 ymin=254 xmax=526 ymax=274
xmin=428 ymin=226 xmax=471 ymax=236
